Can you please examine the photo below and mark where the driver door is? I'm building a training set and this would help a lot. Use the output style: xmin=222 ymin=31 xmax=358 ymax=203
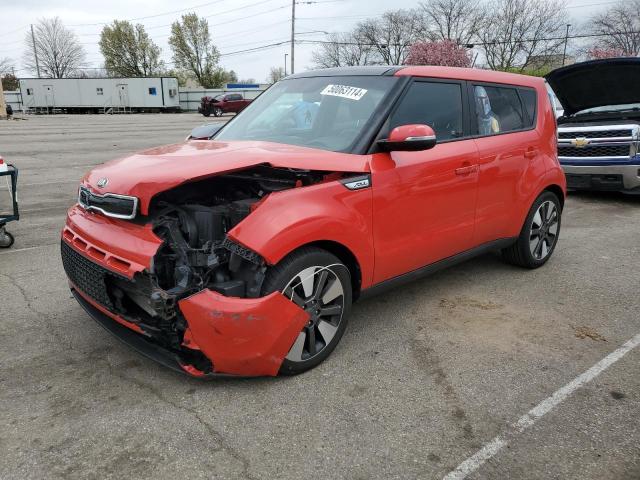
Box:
xmin=370 ymin=79 xmax=480 ymax=284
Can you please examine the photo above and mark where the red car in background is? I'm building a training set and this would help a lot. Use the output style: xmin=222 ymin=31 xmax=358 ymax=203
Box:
xmin=62 ymin=66 xmax=566 ymax=378
xmin=199 ymin=92 xmax=252 ymax=117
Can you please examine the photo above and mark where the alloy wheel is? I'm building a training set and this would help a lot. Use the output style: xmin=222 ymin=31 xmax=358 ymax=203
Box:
xmin=283 ymin=266 xmax=345 ymax=362
xmin=530 ymin=200 xmax=559 ymax=260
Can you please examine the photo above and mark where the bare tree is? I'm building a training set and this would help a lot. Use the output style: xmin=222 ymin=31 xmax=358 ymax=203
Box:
xmin=267 ymin=66 xmax=285 ymax=83
xmin=420 ymin=0 xmax=484 ymax=45
xmin=477 ymin=0 xmax=568 ymax=71
xmin=357 ymin=9 xmax=429 ymax=65
xmin=23 ymin=17 xmax=86 ymax=78
xmin=588 ymin=0 xmax=640 ymax=56
xmin=77 ymin=68 xmax=110 ymax=78
xmin=311 ymin=32 xmax=376 ymax=68
xmin=169 ymin=13 xmax=221 ymax=88
xmin=100 ymin=21 xmax=164 ymax=76
xmin=0 ymin=57 xmax=14 ymax=76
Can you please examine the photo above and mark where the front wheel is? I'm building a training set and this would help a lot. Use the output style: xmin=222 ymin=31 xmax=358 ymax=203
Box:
xmin=262 ymin=247 xmax=352 ymax=375
xmin=213 ymin=107 xmax=223 ymax=117
xmin=502 ymin=191 xmax=562 ymax=268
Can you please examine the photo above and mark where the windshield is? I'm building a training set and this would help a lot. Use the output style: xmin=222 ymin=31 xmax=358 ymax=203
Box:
xmin=214 ymin=76 xmax=398 ymax=152
xmin=576 ymin=103 xmax=640 ymax=115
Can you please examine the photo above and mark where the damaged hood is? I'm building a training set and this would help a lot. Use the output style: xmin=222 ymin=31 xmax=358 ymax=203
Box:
xmin=545 ymin=58 xmax=640 ymax=116
xmin=83 ymin=141 xmax=370 ymax=214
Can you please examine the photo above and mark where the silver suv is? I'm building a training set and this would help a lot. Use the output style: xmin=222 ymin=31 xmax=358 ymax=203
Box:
xmin=546 ymin=59 xmax=640 ymax=194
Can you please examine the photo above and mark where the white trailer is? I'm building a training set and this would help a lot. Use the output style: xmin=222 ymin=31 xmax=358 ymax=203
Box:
xmin=19 ymin=77 xmax=180 ymax=113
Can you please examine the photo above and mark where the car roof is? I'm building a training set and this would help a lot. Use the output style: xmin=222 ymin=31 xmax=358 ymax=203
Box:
xmin=286 ymin=65 xmax=544 ymax=89
xmin=397 ymin=66 xmax=544 ymax=88
xmin=287 ymin=66 xmax=402 ymax=78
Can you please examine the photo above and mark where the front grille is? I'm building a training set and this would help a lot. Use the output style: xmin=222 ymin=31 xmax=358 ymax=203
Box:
xmin=558 ymin=144 xmax=631 ymax=157
xmin=61 ymin=241 xmax=126 ymax=309
xmin=78 ymin=186 xmax=138 ymax=219
xmin=558 ymin=129 xmax=632 ymax=139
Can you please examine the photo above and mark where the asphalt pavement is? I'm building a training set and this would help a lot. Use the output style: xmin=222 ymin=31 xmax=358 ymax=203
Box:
xmin=1 ymin=113 xmax=638 ymax=480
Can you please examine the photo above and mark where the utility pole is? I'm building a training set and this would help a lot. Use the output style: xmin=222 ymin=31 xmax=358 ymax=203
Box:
xmin=0 ymin=71 xmax=6 ymax=119
xmin=562 ymin=24 xmax=571 ymax=66
xmin=284 ymin=53 xmax=288 ymax=76
xmin=30 ymin=24 xmax=41 ymax=78
xmin=290 ymin=0 xmax=296 ymax=74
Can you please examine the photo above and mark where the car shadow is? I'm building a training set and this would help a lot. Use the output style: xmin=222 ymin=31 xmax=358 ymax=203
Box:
xmin=568 ymin=190 xmax=640 ymax=204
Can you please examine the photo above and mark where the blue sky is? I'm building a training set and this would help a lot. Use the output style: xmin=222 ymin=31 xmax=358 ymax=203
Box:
xmin=0 ymin=0 xmax=614 ymax=82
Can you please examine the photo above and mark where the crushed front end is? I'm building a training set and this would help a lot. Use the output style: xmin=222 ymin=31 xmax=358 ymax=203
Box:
xmin=62 ymin=165 xmax=323 ymax=377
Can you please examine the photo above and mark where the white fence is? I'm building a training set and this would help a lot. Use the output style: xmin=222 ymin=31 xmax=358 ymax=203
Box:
xmin=4 ymin=87 xmax=268 ymax=113
xmin=179 ymin=88 xmax=266 ymax=111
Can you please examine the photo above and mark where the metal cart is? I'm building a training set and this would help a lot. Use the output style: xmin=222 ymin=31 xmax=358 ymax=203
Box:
xmin=0 ymin=164 xmax=19 ymax=249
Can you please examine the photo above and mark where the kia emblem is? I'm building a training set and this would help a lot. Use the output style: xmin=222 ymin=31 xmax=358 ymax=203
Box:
xmin=97 ymin=178 xmax=109 ymax=188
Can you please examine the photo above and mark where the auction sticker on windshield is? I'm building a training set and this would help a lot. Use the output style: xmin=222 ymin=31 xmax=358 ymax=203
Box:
xmin=320 ymin=84 xmax=368 ymax=101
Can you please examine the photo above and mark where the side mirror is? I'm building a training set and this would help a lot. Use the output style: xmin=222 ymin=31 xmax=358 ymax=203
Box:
xmin=187 ymin=123 xmax=223 ymax=140
xmin=377 ymin=124 xmax=437 ymax=152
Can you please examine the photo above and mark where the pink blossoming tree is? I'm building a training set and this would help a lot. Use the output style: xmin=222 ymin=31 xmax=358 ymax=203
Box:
xmin=586 ymin=47 xmax=626 ymax=60
xmin=404 ymin=40 xmax=472 ymax=67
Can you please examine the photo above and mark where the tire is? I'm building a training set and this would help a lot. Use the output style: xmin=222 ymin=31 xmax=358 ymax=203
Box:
xmin=262 ymin=247 xmax=352 ymax=375
xmin=213 ymin=107 xmax=223 ymax=117
xmin=502 ymin=191 xmax=562 ymax=268
xmin=0 ymin=231 xmax=15 ymax=248
xmin=202 ymin=108 xmax=211 ymax=117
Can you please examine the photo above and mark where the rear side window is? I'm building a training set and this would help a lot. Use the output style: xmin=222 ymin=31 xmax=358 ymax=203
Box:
xmin=388 ymin=81 xmax=464 ymax=141
xmin=473 ymin=85 xmax=526 ymax=135
xmin=519 ymin=88 xmax=537 ymax=126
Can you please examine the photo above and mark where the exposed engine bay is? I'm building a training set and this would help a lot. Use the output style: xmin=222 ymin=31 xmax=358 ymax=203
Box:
xmin=99 ymin=165 xmax=345 ymax=362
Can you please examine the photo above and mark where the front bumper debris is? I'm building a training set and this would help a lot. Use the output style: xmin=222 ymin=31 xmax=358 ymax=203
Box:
xmin=179 ymin=290 xmax=309 ymax=376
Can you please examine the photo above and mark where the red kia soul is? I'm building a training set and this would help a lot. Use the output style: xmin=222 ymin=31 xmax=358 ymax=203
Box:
xmin=62 ymin=66 xmax=566 ymax=377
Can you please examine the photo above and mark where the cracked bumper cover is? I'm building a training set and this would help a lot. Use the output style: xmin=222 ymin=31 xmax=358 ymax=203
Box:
xmin=73 ymin=281 xmax=309 ymax=377
xmin=179 ymin=290 xmax=310 ymax=376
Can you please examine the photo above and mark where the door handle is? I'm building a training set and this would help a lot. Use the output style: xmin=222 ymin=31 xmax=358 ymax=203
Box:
xmin=524 ymin=147 xmax=538 ymax=159
xmin=455 ymin=164 xmax=478 ymax=175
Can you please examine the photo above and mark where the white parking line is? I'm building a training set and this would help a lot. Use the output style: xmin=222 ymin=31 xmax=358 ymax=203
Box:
xmin=0 ymin=244 xmax=56 ymax=255
xmin=20 ymin=180 xmax=79 ymax=187
xmin=443 ymin=332 xmax=640 ymax=480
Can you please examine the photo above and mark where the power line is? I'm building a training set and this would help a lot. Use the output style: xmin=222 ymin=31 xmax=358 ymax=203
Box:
xmin=72 ymin=0 xmax=283 ymax=36
xmin=0 ymin=24 xmax=29 ymax=39
xmin=294 ymin=29 xmax=640 ymax=48
xmin=565 ymin=0 xmax=621 ymax=8
xmin=67 ymin=0 xmax=231 ymax=27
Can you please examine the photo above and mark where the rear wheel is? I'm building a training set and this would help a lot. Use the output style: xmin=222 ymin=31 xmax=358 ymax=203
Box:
xmin=262 ymin=247 xmax=352 ymax=375
xmin=502 ymin=191 xmax=562 ymax=268
xmin=0 ymin=230 xmax=14 ymax=248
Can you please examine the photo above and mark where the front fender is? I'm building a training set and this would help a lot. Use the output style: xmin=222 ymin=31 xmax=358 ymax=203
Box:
xmin=228 ymin=180 xmax=375 ymax=289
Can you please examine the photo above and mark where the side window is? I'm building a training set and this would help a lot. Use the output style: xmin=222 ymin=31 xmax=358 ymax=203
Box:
xmin=388 ymin=81 xmax=464 ymax=141
xmin=519 ymin=88 xmax=537 ymax=127
xmin=473 ymin=85 xmax=526 ymax=135
xmin=231 ymin=94 xmax=242 ymax=101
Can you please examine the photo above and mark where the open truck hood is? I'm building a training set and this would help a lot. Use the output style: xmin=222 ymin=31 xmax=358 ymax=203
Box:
xmin=545 ymin=58 xmax=640 ymax=116
xmin=83 ymin=140 xmax=370 ymax=215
